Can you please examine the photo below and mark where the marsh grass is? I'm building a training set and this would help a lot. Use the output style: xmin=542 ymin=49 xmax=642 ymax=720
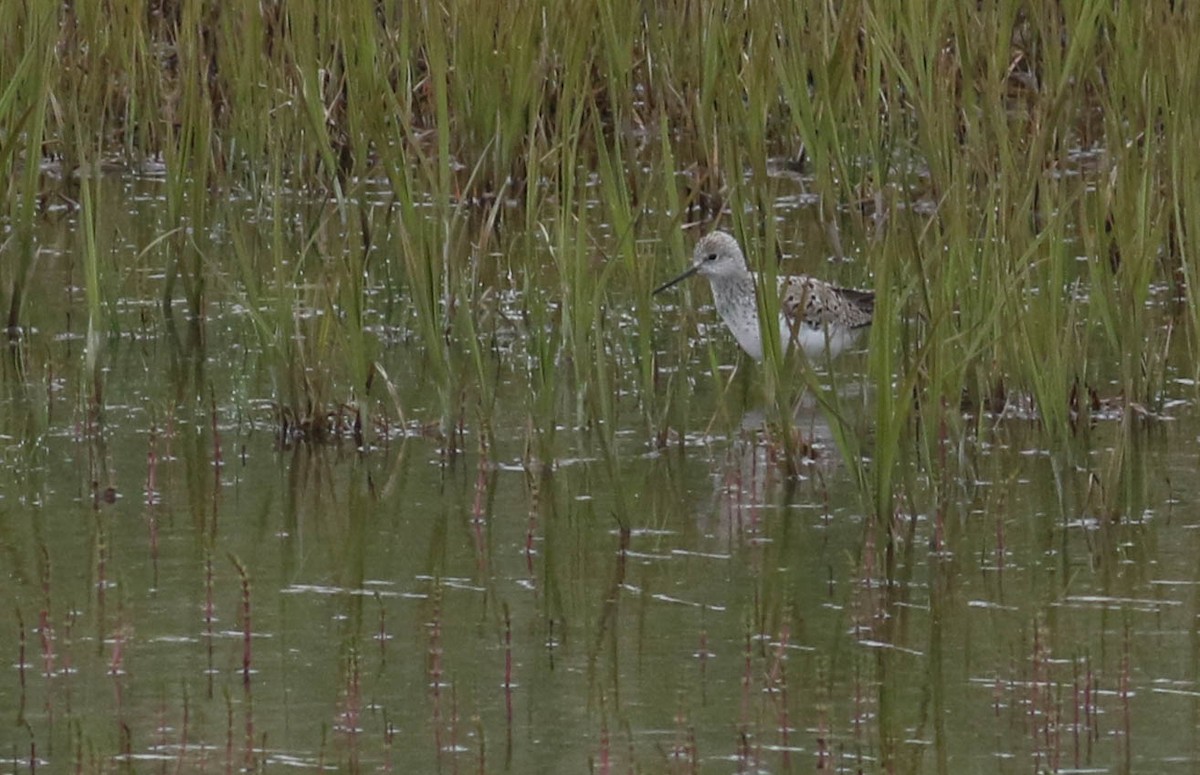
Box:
xmin=2 ymin=2 xmax=55 ymax=341
xmin=75 ymin=152 xmax=108 ymax=424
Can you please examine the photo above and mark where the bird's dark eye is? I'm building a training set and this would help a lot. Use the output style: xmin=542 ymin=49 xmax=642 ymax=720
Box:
xmin=705 ymin=253 xmax=717 ymax=262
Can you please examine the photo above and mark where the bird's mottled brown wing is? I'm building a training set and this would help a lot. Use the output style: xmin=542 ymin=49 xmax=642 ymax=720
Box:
xmin=830 ymin=285 xmax=874 ymax=328
xmin=779 ymin=276 xmax=814 ymax=331
xmin=780 ymin=276 xmax=874 ymax=331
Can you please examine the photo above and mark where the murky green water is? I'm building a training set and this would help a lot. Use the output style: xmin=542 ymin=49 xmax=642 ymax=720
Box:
xmin=3 ymin=176 xmax=1199 ymax=774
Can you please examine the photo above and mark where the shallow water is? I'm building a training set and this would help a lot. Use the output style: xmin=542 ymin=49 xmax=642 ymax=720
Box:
xmin=2 ymin=176 xmax=1199 ymax=774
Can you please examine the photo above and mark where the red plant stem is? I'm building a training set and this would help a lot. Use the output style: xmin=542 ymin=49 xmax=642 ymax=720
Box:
xmin=240 ymin=575 xmax=251 ymax=689
xmin=205 ymin=556 xmax=215 ymax=699
xmin=816 ymin=704 xmax=828 ymax=771
xmin=108 ymin=625 xmax=123 ymax=676
xmin=110 ymin=627 xmax=125 ymax=743
xmin=157 ymin=696 xmax=168 ymax=768
xmin=178 ymin=688 xmax=189 ymax=775
xmin=225 ymin=693 xmax=234 ymax=775
xmin=934 ymin=398 xmax=948 ymax=550
xmin=471 ymin=448 xmax=488 ymax=572
xmin=40 ymin=546 xmax=54 ymax=682
xmin=343 ymin=654 xmax=361 ymax=770
xmin=1121 ymin=632 xmax=1132 ymax=747
xmin=1088 ymin=662 xmax=1097 ymax=745
xmin=243 ymin=690 xmax=255 ymax=771
xmin=450 ymin=685 xmax=459 ymax=770
xmin=377 ymin=594 xmax=388 ymax=657
xmin=476 ymin=714 xmax=486 ymax=775
xmin=739 ymin=629 xmax=752 ymax=728
xmin=525 ymin=468 xmax=539 ymax=578
xmin=211 ymin=392 xmax=223 ymax=467
xmin=769 ymin=627 xmax=791 ymax=768
xmin=120 ymin=722 xmax=132 ymax=763
xmin=861 ymin=519 xmax=876 ymax=633
xmin=429 ymin=601 xmax=444 ymax=761
xmin=854 ymin=659 xmax=865 ymax=742
xmin=146 ymin=430 xmax=160 ymax=581
xmin=673 ymin=708 xmax=686 ymax=762
xmin=1030 ymin=621 xmax=1046 ymax=765
xmin=503 ymin=603 xmax=513 ymax=729
xmin=96 ymin=521 xmax=107 ymax=633
xmin=62 ymin=609 xmax=76 ymax=716
xmin=738 ymin=730 xmax=751 ymax=772
xmin=146 ymin=429 xmax=158 ymax=505
xmin=383 ymin=717 xmax=395 ymax=773
xmin=1089 ymin=669 xmax=1098 ymax=763
xmin=1073 ymin=661 xmax=1081 ymax=768
xmin=995 ymin=511 xmax=1006 ymax=573
xmin=16 ymin=607 xmax=26 ymax=692
xmin=598 ymin=718 xmax=609 ymax=775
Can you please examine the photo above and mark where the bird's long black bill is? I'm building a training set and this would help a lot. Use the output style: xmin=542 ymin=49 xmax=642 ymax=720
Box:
xmin=652 ymin=264 xmax=701 ymax=295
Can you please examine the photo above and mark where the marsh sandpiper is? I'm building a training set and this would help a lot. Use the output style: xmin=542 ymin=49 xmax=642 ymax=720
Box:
xmin=653 ymin=231 xmax=873 ymax=361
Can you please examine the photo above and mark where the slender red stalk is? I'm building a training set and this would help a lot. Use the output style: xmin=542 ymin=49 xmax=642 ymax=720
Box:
xmin=342 ymin=653 xmax=361 ymax=771
xmin=146 ymin=429 xmax=160 ymax=582
xmin=39 ymin=546 xmax=54 ymax=682
xmin=176 ymin=687 xmax=189 ymax=775
xmin=1121 ymin=629 xmax=1132 ymax=751
xmin=228 ymin=555 xmax=252 ymax=690
xmin=205 ymin=556 xmax=215 ymax=699
xmin=1072 ymin=659 xmax=1081 ymax=768
xmin=598 ymin=717 xmax=610 ymax=775
xmin=739 ymin=628 xmax=752 ymax=728
xmin=376 ymin=593 xmax=388 ymax=657
xmin=146 ymin=428 xmax=158 ymax=505
xmin=471 ymin=443 xmax=488 ymax=572
xmin=16 ymin=607 xmax=26 ymax=692
xmin=449 ymin=685 xmax=459 ymax=771
xmin=816 ymin=702 xmax=828 ymax=771
xmin=503 ymin=603 xmax=513 ymax=731
xmin=211 ymin=392 xmax=223 ymax=468
xmin=428 ymin=595 xmax=444 ymax=760
xmin=383 ymin=716 xmax=395 ymax=773
xmin=224 ymin=693 xmax=234 ymax=775
xmin=770 ymin=627 xmax=790 ymax=768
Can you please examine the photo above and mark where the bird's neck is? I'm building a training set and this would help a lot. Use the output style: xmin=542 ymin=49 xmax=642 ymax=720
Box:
xmin=709 ymin=272 xmax=756 ymax=309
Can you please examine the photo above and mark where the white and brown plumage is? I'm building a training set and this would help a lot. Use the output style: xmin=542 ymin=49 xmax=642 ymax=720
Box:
xmin=653 ymin=231 xmax=873 ymax=361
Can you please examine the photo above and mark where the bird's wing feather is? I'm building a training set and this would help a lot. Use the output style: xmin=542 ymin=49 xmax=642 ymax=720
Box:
xmin=779 ymin=276 xmax=873 ymax=330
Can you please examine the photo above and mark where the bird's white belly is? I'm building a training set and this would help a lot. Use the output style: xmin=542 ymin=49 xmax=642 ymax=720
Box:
xmin=714 ymin=293 xmax=863 ymax=361
xmin=780 ymin=318 xmax=858 ymax=360
xmin=721 ymin=315 xmax=859 ymax=361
